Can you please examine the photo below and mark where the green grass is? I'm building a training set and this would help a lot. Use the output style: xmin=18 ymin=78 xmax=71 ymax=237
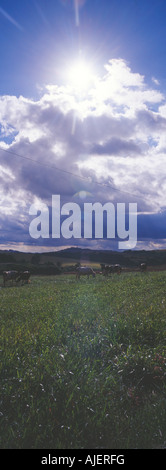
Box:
xmin=0 ymin=272 xmax=166 ymax=449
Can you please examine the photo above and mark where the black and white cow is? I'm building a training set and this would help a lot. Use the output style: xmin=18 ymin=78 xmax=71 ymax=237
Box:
xmin=3 ymin=270 xmax=19 ymax=287
xmin=16 ymin=271 xmax=31 ymax=285
xmin=140 ymin=263 xmax=147 ymax=272
xmin=76 ymin=266 xmax=96 ymax=280
xmin=102 ymin=264 xmax=122 ymax=276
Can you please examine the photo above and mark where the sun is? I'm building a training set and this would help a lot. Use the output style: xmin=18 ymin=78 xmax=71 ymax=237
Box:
xmin=68 ymin=59 xmax=94 ymax=91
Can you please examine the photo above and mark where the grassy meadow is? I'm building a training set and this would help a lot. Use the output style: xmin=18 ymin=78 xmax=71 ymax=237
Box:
xmin=0 ymin=271 xmax=166 ymax=449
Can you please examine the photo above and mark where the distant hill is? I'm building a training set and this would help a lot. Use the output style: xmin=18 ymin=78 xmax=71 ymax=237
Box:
xmin=51 ymin=247 xmax=166 ymax=267
xmin=0 ymin=247 xmax=166 ymax=274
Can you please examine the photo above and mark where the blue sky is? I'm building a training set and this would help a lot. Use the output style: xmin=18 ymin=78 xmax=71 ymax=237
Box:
xmin=1 ymin=0 xmax=166 ymax=96
xmin=0 ymin=0 xmax=166 ymax=251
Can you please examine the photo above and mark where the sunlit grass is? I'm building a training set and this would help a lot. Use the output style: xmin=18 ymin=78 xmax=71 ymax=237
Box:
xmin=0 ymin=272 xmax=166 ymax=448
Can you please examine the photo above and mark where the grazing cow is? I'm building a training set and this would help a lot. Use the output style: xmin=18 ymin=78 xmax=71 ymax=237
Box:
xmin=17 ymin=271 xmax=31 ymax=285
xmin=140 ymin=263 xmax=147 ymax=272
xmin=102 ymin=264 xmax=122 ymax=276
xmin=3 ymin=270 xmax=19 ymax=287
xmin=76 ymin=266 xmax=96 ymax=280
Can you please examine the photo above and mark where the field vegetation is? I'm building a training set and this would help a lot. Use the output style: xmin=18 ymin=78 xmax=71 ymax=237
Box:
xmin=0 ymin=271 xmax=166 ymax=449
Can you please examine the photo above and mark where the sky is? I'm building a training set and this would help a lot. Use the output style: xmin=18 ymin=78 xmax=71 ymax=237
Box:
xmin=0 ymin=0 xmax=166 ymax=252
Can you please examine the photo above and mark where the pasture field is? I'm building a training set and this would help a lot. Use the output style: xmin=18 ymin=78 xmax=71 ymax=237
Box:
xmin=0 ymin=271 xmax=166 ymax=449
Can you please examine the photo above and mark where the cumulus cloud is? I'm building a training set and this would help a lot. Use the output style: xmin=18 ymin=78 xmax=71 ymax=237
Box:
xmin=0 ymin=58 xmax=166 ymax=249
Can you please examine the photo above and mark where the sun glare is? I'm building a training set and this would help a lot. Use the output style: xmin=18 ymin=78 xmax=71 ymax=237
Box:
xmin=68 ymin=59 xmax=94 ymax=91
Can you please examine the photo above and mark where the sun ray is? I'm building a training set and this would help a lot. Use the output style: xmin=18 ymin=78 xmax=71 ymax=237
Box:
xmin=74 ymin=0 xmax=79 ymax=26
xmin=0 ymin=6 xmax=23 ymax=31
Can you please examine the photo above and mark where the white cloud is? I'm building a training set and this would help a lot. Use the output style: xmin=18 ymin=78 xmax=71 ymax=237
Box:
xmin=152 ymin=77 xmax=160 ymax=86
xmin=0 ymin=58 xmax=166 ymax=248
